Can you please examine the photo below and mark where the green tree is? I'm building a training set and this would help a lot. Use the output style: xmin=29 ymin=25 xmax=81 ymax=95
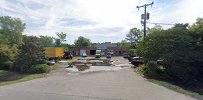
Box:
xmin=136 ymin=20 xmax=203 ymax=83
xmin=0 ymin=43 xmax=18 ymax=69
xmin=117 ymin=40 xmax=130 ymax=48
xmin=74 ymin=36 xmax=91 ymax=47
xmin=13 ymin=36 xmax=46 ymax=73
xmin=126 ymin=28 xmax=142 ymax=48
xmin=39 ymin=35 xmax=54 ymax=47
xmin=0 ymin=16 xmax=25 ymax=45
xmin=56 ymin=32 xmax=67 ymax=43
xmin=55 ymin=32 xmax=67 ymax=50
xmin=55 ymin=39 xmax=61 ymax=47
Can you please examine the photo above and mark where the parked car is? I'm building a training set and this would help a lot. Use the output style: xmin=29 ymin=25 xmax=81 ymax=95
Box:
xmin=108 ymin=52 xmax=114 ymax=56
xmin=95 ymin=50 xmax=101 ymax=58
xmin=81 ymin=53 xmax=87 ymax=57
xmin=123 ymin=53 xmax=129 ymax=58
xmin=128 ymin=56 xmax=135 ymax=62
xmin=47 ymin=60 xmax=55 ymax=65
xmin=106 ymin=53 xmax=112 ymax=58
xmin=63 ymin=51 xmax=73 ymax=59
xmin=131 ymin=57 xmax=143 ymax=66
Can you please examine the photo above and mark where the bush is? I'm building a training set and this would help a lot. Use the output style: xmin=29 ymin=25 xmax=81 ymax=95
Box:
xmin=29 ymin=64 xmax=50 ymax=74
xmin=13 ymin=36 xmax=46 ymax=73
xmin=147 ymin=62 xmax=163 ymax=78
xmin=0 ymin=61 xmax=13 ymax=70
xmin=136 ymin=21 xmax=203 ymax=83
xmin=137 ymin=62 xmax=163 ymax=79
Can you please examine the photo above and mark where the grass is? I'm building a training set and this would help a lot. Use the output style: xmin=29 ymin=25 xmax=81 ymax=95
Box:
xmin=50 ymin=65 xmax=60 ymax=70
xmin=149 ymin=79 xmax=203 ymax=100
xmin=0 ymin=64 xmax=61 ymax=86
xmin=134 ymin=67 xmax=203 ymax=100
xmin=0 ymin=70 xmax=46 ymax=86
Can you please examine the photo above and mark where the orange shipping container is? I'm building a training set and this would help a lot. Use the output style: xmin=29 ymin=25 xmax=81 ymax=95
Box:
xmin=45 ymin=47 xmax=64 ymax=58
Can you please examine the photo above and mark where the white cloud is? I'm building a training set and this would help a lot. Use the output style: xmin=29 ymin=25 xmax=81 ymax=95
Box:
xmin=0 ymin=0 xmax=203 ymax=44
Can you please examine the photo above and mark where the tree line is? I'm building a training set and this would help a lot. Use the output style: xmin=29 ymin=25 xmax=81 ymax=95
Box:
xmin=135 ymin=18 xmax=203 ymax=86
xmin=0 ymin=16 xmax=100 ymax=73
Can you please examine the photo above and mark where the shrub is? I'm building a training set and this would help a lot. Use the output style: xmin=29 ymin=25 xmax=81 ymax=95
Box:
xmin=138 ymin=62 xmax=163 ymax=79
xmin=147 ymin=62 xmax=163 ymax=78
xmin=29 ymin=64 xmax=50 ymax=74
xmin=13 ymin=36 xmax=46 ymax=73
xmin=0 ymin=61 xmax=13 ymax=70
xmin=136 ymin=20 xmax=203 ymax=83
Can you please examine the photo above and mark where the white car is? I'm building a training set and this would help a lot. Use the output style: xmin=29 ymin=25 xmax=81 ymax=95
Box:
xmin=47 ymin=60 xmax=55 ymax=65
xmin=82 ymin=53 xmax=87 ymax=57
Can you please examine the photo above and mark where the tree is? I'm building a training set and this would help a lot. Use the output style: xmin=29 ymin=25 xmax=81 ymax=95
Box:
xmin=74 ymin=36 xmax=91 ymax=47
xmin=13 ymin=36 xmax=46 ymax=73
xmin=55 ymin=39 xmax=61 ymax=47
xmin=0 ymin=43 xmax=18 ymax=69
xmin=56 ymin=32 xmax=67 ymax=43
xmin=39 ymin=35 xmax=54 ymax=47
xmin=136 ymin=20 xmax=203 ymax=83
xmin=0 ymin=16 xmax=26 ymax=45
xmin=55 ymin=32 xmax=67 ymax=49
xmin=117 ymin=40 xmax=130 ymax=48
xmin=0 ymin=16 xmax=25 ymax=69
xmin=126 ymin=28 xmax=142 ymax=48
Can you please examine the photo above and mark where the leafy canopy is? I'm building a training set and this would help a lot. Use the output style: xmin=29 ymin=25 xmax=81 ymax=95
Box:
xmin=74 ymin=36 xmax=91 ymax=47
xmin=126 ymin=28 xmax=142 ymax=48
xmin=0 ymin=16 xmax=25 ymax=45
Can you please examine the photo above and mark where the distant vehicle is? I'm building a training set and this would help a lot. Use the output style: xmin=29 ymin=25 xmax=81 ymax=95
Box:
xmin=108 ymin=52 xmax=114 ymax=56
xmin=130 ymin=57 xmax=143 ymax=66
xmin=81 ymin=53 xmax=87 ymax=57
xmin=106 ymin=53 xmax=112 ymax=58
xmin=45 ymin=47 xmax=64 ymax=60
xmin=80 ymin=49 xmax=86 ymax=57
xmin=128 ymin=56 xmax=135 ymax=62
xmin=95 ymin=50 xmax=101 ymax=58
xmin=123 ymin=53 xmax=129 ymax=58
xmin=63 ymin=51 xmax=73 ymax=59
xmin=47 ymin=60 xmax=55 ymax=65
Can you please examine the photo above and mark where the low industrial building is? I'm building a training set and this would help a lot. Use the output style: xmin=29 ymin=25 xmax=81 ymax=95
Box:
xmin=70 ymin=42 xmax=128 ymax=56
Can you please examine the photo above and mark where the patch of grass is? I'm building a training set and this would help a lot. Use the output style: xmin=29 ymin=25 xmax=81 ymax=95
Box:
xmin=0 ymin=70 xmax=46 ymax=86
xmin=50 ymin=65 xmax=60 ymax=70
xmin=149 ymin=79 xmax=203 ymax=100
xmin=134 ymin=67 xmax=203 ymax=100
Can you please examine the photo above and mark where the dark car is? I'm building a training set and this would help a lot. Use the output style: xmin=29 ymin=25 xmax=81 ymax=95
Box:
xmin=128 ymin=56 xmax=136 ymax=62
xmin=106 ymin=53 xmax=112 ymax=58
xmin=63 ymin=51 xmax=73 ymax=59
xmin=131 ymin=57 xmax=143 ymax=66
xmin=123 ymin=53 xmax=129 ymax=58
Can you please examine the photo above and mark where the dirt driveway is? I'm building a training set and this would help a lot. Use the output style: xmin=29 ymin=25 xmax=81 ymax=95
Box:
xmin=0 ymin=57 xmax=196 ymax=100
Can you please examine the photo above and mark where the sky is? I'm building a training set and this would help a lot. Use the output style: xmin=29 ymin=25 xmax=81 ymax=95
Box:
xmin=0 ymin=0 xmax=203 ymax=44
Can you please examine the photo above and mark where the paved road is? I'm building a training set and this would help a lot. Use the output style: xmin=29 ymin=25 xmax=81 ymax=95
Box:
xmin=0 ymin=57 xmax=196 ymax=100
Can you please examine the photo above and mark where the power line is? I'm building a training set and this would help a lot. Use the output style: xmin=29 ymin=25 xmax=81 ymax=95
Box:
xmin=137 ymin=2 xmax=154 ymax=40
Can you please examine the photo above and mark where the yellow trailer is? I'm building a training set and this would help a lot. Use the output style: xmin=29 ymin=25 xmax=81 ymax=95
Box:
xmin=45 ymin=47 xmax=64 ymax=59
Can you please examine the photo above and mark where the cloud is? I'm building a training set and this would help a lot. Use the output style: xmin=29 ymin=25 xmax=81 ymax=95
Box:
xmin=59 ymin=18 xmax=98 ymax=26
xmin=0 ymin=0 xmax=203 ymax=44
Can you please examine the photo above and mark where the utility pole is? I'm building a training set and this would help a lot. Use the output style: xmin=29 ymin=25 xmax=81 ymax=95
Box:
xmin=137 ymin=2 xmax=154 ymax=40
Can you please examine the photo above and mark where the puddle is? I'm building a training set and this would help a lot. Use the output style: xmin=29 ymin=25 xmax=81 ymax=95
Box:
xmin=83 ymin=66 xmax=122 ymax=72
xmin=65 ymin=58 xmax=131 ymax=75
xmin=66 ymin=65 xmax=128 ymax=75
